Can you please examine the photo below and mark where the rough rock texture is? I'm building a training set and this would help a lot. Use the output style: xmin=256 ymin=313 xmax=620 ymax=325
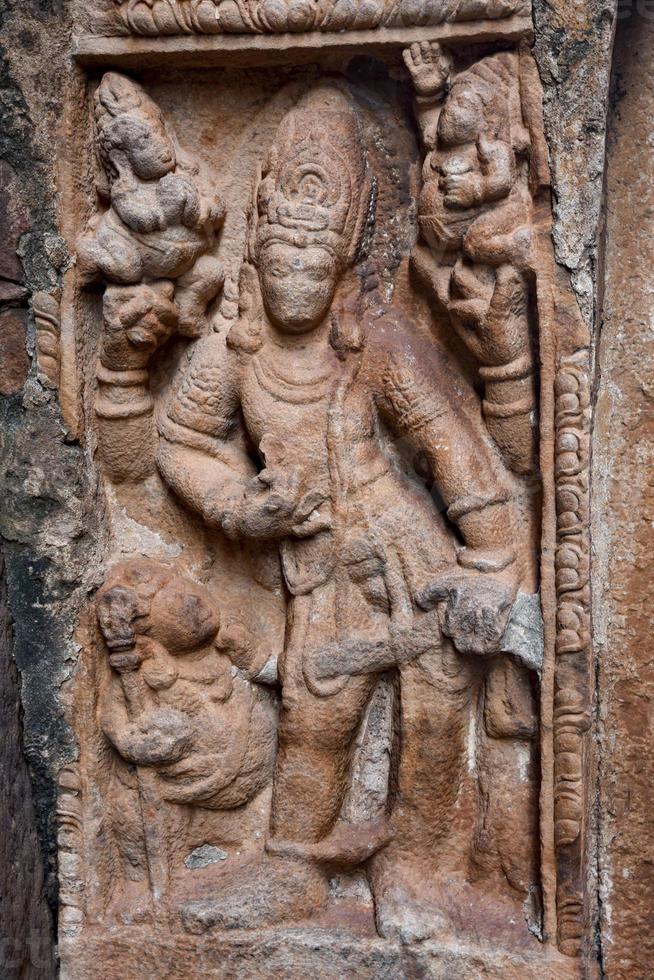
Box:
xmin=0 ymin=0 xmax=102 ymax=964
xmin=594 ymin=13 xmax=654 ymax=979
xmin=532 ymin=0 xmax=616 ymax=323
xmin=0 ymin=555 xmax=55 ymax=979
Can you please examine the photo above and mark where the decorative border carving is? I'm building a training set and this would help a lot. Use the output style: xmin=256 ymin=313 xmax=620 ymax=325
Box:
xmin=90 ymin=0 xmax=530 ymax=36
xmin=553 ymin=348 xmax=592 ymax=957
xmin=57 ymin=764 xmax=85 ymax=938
xmin=33 ymin=291 xmax=61 ymax=390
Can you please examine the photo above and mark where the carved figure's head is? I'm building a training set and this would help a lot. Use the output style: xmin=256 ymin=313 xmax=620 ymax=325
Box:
xmin=253 ymin=84 xmax=376 ymax=334
xmin=95 ymin=72 xmax=176 ymax=184
xmin=438 ymin=54 xmax=514 ymax=146
xmin=97 ymin=562 xmax=219 ymax=656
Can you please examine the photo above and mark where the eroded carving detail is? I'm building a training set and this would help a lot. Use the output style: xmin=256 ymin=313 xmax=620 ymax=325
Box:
xmin=33 ymin=291 xmax=61 ymax=389
xmin=554 ymin=349 xmax=592 ymax=957
xmin=93 ymin=560 xmax=276 ymax=918
xmin=78 ymin=72 xmax=225 ymax=337
xmin=57 ymin=765 xmax=85 ymax=937
xmin=77 ymin=73 xmax=225 ymax=482
xmin=92 ymin=0 xmax=531 ymax=37
xmin=407 ymin=41 xmax=542 ymax=476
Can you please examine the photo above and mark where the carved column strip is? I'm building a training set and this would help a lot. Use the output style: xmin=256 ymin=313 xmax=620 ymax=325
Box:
xmin=553 ymin=348 xmax=592 ymax=956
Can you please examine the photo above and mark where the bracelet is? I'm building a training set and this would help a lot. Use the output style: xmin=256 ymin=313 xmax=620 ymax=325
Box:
xmin=447 ymin=489 xmax=511 ymax=522
xmin=95 ymin=394 xmax=153 ymax=420
xmin=457 ymin=546 xmax=516 ymax=573
xmin=479 ymin=354 xmax=533 ymax=383
xmin=97 ymin=363 xmax=149 ymax=387
xmin=483 ymin=396 xmax=535 ymax=420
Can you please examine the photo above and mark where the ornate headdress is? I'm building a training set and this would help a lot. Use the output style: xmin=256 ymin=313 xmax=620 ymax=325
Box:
xmin=253 ymin=84 xmax=376 ymax=271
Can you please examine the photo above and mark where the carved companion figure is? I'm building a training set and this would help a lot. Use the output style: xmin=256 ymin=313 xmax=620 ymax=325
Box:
xmin=406 ymin=42 xmax=541 ymax=474
xmin=78 ymin=72 xmax=225 ymax=336
xmin=94 ymin=561 xmax=276 ymax=913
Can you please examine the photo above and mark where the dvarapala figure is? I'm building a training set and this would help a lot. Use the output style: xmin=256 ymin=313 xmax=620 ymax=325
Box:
xmin=153 ymin=84 xmax=526 ymax=933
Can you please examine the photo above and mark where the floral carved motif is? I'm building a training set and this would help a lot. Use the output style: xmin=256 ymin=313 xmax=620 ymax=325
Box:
xmin=554 ymin=349 xmax=592 ymax=957
xmin=95 ymin=0 xmax=530 ymax=36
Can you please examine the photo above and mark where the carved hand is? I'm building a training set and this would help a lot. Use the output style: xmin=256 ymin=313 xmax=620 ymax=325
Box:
xmin=100 ymin=281 xmax=179 ymax=371
xmin=447 ymin=263 xmax=531 ymax=367
xmin=159 ymin=172 xmax=201 ymax=228
xmin=223 ymin=468 xmax=329 ymax=541
xmin=215 ymin=617 xmax=255 ymax=672
xmin=417 ymin=573 xmax=515 ymax=657
xmin=442 ymin=172 xmax=483 ymax=209
xmin=403 ymin=41 xmax=452 ymax=99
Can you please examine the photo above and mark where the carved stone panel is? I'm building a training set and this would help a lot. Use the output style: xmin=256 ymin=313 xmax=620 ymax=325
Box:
xmin=1 ymin=2 xmax=608 ymax=976
xmin=82 ymin=0 xmax=532 ymax=37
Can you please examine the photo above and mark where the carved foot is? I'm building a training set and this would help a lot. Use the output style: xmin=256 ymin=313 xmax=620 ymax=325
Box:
xmin=372 ymin=864 xmax=533 ymax=948
xmin=265 ymin=816 xmax=394 ymax=869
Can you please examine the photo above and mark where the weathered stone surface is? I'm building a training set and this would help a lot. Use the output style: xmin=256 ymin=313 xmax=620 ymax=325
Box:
xmin=0 ymin=1 xmax=641 ymax=978
xmin=0 ymin=309 xmax=29 ymax=395
xmin=0 ymin=1 xmax=101 ymax=961
xmin=594 ymin=12 xmax=654 ymax=979
xmin=532 ymin=0 xmax=616 ymax=320
xmin=0 ymin=159 xmax=29 ymax=285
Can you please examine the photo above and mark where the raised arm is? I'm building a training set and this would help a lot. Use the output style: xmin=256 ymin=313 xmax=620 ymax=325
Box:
xmin=374 ymin=326 xmax=523 ymax=656
xmin=402 ymin=41 xmax=452 ymax=152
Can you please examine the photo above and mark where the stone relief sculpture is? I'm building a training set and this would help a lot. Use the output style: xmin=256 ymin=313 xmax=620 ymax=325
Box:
xmin=406 ymin=40 xmax=539 ymax=475
xmin=57 ymin=5 xmax=591 ymax=973
xmin=155 ymin=81 xmax=539 ymax=937
xmin=78 ymin=72 xmax=225 ymax=338
xmin=95 ymin=561 xmax=276 ymax=916
xmin=86 ymin=0 xmax=532 ymax=37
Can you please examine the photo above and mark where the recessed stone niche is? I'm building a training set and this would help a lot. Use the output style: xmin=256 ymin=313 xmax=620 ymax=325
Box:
xmin=0 ymin=2 xmax=633 ymax=978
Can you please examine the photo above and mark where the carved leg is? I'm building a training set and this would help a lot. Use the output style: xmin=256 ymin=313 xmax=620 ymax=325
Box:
xmin=394 ymin=642 xmax=478 ymax=864
xmin=371 ymin=642 xmax=484 ymax=941
xmin=270 ymin=588 xmax=378 ymax=846
xmin=174 ymin=255 xmax=225 ymax=337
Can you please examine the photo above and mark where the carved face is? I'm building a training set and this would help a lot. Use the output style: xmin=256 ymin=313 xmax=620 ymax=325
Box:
xmin=112 ymin=114 xmax=176 ymax=180
xmin=438 ymin=87 xmax=485 ymax=146
xmin=259 ymin=242 xmax=339 ymax=333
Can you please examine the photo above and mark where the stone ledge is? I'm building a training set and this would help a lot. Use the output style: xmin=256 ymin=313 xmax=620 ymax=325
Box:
xmin=72 ymin=17 xmax=533 ymax=68
xmin=60 ymin=925 xmax=577 ymax=980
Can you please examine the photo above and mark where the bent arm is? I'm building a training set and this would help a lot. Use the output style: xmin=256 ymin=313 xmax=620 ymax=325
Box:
xmin=157 ymin=335 xmax=256 ymax=528
xmin=377 ymin=331 xmax=519 ymax=576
